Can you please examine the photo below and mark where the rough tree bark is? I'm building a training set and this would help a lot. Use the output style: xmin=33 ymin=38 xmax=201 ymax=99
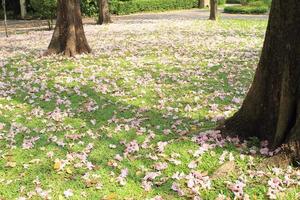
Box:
xmin=221 ymin=0 xmax=300 ymax=153
xmin=97 ymin=0 xmax=112 ymax=25
xmin=46 ymin=0 xmax=91 ymax=57
xmin=209 ymin=0 xmax=217 ymax=20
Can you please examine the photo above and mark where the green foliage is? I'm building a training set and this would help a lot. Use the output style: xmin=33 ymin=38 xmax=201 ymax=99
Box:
xmin=218 ymin=0 xmax=226 ymax=5
xmin=77 ymin=0 xmax=201 ymax=16
xmin=226 ymin=0 xmax=241 ymax=3
xmin=81 ymin=0 xmax=98 ymax=17
xmin=224 ymin=4 xmax=268 ymax=14
xmin=224 ymin=0 xmax=270 ymax=14
xmin=30 ymin=0 xmax=100 ymax=18
xmin=26 ymin=0 xmax=272 ymax=18
xmin=226 ymin=0 xmax=272 ymax=6
xmin=262 ymin=0 xmax=272 ymax=7
xmin=110 ymin=0 xmax=198 ymax=15
xmin=26 ymin=0 xmax=257 ymax=18
xmin=30 ymin=0 xmax=56 ymax=19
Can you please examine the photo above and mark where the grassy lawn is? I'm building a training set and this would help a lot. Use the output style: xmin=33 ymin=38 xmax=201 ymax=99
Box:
xmin=0 ymin=18 xmax=299 ymax=200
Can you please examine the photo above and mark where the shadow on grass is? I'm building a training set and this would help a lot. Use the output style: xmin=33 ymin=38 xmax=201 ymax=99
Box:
xmin=0 ymin=55 xmax=216 ymax=199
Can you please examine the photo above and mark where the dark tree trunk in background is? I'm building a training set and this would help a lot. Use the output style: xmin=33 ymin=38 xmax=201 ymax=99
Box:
xmin=97 ymin=0 xmax=112 ymax=25
xmin=2 ymin=0 xmax=8 ymax=37
xmin=221 ymin=0 xmax=300 ymax=155
xmin=209 ymin=0 xmax=217 ymax=20
xmin=7 ymin=0 xmax=20 ymax=18
xmin=46 ymin=0 xmax=91 ymax=57
xmin=198 ymin=0 xmax=202 ymax=8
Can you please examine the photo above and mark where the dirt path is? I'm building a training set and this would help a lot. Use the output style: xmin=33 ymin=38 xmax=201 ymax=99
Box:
xmin=0 ymin=8 xmax=268 ymax=34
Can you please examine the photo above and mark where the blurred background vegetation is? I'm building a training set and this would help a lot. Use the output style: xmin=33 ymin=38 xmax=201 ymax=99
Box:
xmin=0 ymin=0 xmax=271 ymax=20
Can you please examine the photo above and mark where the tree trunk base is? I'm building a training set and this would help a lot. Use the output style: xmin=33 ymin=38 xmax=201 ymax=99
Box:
xmin=257 ymin=152 xmax=291 ymax=169
xmin=46 ymin=0 xmax=91 ymax=57
xmin=218 ymin=1 xmax=300 ymax=160
xmin=209 ymin=0 xmax=217 ymax=20
xmin=98 ymin=0 xmax=112 ymax=25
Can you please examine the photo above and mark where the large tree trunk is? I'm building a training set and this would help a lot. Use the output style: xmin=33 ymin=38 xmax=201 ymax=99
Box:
xmin=209 ymin=0 xmax=217 ymax=20
xmin=97 ymin=0 xmax=112 ymax=25
xmin=221 ymin=0 xmax=300 ymax=152
xmin=46 ymin=0 xmax=91 ymax=57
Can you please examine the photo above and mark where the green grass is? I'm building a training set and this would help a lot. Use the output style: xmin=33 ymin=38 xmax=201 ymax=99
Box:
xmin=0 ymin=18 xmax=299 ymax=200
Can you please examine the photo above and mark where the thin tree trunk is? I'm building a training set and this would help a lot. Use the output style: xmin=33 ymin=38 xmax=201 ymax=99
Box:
xmin=98 ymin=0 xmax=112 ymax=25
xmin=209 ymin=0 xmax=217 ymax=20
xmin=2 ymin=0 xmax=8 ymax=37
xmin=241 ymin=0 xmax=247 ymax=6
xmin=220 ymin=0 xmax=300 ymax=154
xmin=47 ymin=20 xmax=53 ymax=30
xmin=46 ymin=0 xmax=91 ymax=57
xmin=19 ymin=0 xmax=26 ymax=19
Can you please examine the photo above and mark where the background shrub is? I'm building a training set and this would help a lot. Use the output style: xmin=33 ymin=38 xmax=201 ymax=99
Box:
xmin=262 ymin=0 xmax=271 ymax=7
xmin=110 ymin=0 xmax=198 ymax=15
xmin=5 ymin=0 xmax=271 ymax=19
xmin=224 ymin=0 xmax=270 ymax=14
xmin=226 ymin=0 xmax=241 ymax=3
xmin=30 ymin=0 xmax=56 ymax=19
xmin=224 ymin=4 xmax=268 ymax=14
xmin=218 ymin=0 xmax=226 ymax=5
xmin=30 ymin=0 xmax=56 ymax=29
xmin=80 ymin=0 xmax=201 ymax=16
xmin=29 ymin=0 xmax=99 ymax=18
xmin=81 ymin=0 xmax=98 ymax=17
xmin=227 ymin=0 xmax=271 ymax=6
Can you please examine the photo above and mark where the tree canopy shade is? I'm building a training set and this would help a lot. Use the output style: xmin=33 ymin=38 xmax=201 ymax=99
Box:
xmin=221 ymin=0 xmax=300 ymax=156
xmin=46 ymin=0 xmax=91 ymax=57
xmin=98 ymin=0 xmax=112 ymax=25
